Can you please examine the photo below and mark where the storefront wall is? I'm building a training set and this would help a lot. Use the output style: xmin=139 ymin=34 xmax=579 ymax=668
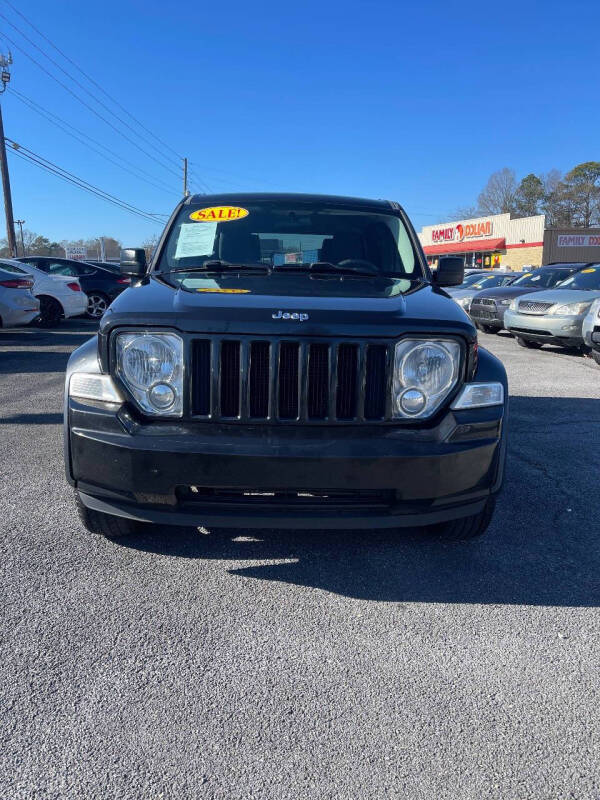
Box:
xmin=419 ymin=213 xmax=545 ymax=270
xmin=542 ymin=229 xmax=600 ymax=265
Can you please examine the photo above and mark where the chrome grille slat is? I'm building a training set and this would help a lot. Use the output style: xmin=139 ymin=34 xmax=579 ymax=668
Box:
xmin=191 ymin=336 xmax=392 ymax=424
xmin=518 ymin=300 xmax=553 ymax=315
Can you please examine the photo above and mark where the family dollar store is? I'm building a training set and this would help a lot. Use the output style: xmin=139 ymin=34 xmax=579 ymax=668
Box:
xmin=419 ymin=213 xmax=545 ymax=271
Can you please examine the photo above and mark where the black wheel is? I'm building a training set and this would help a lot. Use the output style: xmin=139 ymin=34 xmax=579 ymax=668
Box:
xmin=515 ymin=336 xmax=542 ymax=349
xmin=86 ymin=292 xmax=109 ymax=319
xmin=590 ymin=350 xmax=600 ymax=366
xmin=36 ymin=295 xmax=63 ymax=327
xmin=428 ymin=498 xmax=496 ymax=541
xmin=75 ymin=491 xmax=143 ymax=539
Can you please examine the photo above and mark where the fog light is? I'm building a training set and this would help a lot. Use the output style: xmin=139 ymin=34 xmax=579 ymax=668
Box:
xmin=399 ymin=388 xmax=427 ymax=415
xmin=148 ymin=382 xmax=176 ymax=409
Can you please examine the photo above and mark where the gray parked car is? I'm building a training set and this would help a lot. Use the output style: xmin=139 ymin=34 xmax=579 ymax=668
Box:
xmin=0 ymin=266 xmax=40 ymax=327
xmin=504 ymin=265 xmax=600 ymax=349
xmin=469 ymin=263 xmax=585 ymax=334
xmin=447 ymin=271 xmax=517 ymax=312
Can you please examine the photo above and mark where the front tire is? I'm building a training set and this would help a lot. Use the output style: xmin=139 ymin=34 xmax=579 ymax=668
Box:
xmin=75 ymin=491 xmax=143 ymax=539
xmin=515 ymin=336 xmax=542 ymax=349
xmin=428 ymin=498 xmax=496 ymax=541
xmin=590 ymin=350 xmax=600 ymax=366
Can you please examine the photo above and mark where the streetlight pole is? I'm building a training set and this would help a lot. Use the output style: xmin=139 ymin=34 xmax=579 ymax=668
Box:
xmin=15 ymin=218 xmax=25 ymax=255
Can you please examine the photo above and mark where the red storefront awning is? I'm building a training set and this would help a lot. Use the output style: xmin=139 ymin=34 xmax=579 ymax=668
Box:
xmin=423 ymin=238 xmax=506 ymax=255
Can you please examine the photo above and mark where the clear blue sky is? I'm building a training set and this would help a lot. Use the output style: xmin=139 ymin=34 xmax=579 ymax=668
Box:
xmin=3 ymin=0 xmax=599 ymax=246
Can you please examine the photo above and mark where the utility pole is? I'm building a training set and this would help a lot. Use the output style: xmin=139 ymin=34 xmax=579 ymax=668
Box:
xmin=99 ymin=236 xmax=106 ymax=262
xmin=0 ymin=52 xmax=16 ymax=257
xmin=15 ymin=218 xmax=25 ymax=255
xmin=183 ymin=157 xmax=190 ymax=197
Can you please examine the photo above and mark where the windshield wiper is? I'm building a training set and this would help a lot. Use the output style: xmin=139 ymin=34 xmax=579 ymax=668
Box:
xmin=275 ymin=261 xmax=380 ymax=278
xmin=161 ymin=261 xmax=271 ymax=275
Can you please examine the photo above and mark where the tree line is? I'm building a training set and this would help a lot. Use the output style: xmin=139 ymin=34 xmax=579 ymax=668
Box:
xmin=0 ymin=230 xmax=158 ymax=261
xmin=450 ymin=161 xmax=600 ymax=227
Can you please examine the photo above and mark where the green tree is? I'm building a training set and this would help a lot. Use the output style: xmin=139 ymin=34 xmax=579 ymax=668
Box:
xmin=514 ymin=174 xmax=544 ymax=217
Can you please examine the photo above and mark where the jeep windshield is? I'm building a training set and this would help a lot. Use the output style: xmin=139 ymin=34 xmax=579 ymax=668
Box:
xmin=155 ymin=199 xmax=423 ymax=288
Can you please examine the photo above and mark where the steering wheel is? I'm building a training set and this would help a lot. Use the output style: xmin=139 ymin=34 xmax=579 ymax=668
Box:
xmin=337 ymin=259 xmax=379 ymax=274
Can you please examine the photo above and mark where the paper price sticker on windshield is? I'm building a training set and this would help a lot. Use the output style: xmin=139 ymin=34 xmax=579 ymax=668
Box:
xmin=195 ymin=288 xmax=250 ymax=294
xmin=190 ymin=206 xmax=249 ymax=223
xmin=581 ymin=268 xmax=597 ymax=273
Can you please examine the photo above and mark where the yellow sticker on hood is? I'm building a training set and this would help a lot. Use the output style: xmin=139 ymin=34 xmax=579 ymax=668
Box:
xmin=190 ymin=206 xmax=249 ymax=223
xmin=581 ymin=268 xmax=597 ymax=273
xmin=195 ymin=287 xmax=250 ymax=294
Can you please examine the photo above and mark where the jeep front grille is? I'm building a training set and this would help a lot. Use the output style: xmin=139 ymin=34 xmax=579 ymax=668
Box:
xmin=190 ymin=337 xmax=392 ymax=423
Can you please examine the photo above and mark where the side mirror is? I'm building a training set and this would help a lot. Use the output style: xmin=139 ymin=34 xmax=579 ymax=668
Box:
xmin=120 ymin=248 xmax=147 ymax=277
xmin=434 ymin=256 xmax=464 ymax=287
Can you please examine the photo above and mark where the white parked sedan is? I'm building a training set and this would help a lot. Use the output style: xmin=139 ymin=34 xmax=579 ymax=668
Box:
xmin=0 ymin=258 xmax=87 ymax=325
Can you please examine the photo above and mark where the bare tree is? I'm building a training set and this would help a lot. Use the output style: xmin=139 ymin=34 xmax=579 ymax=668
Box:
xmin=445 ymin=206 xmax=482 ymax=222
xmin=561 ymin=162 xmax=600 ymax=227
xmin=477 ymin=168 xmax=518 ymax=215
xmin=541 ymin=169 xmax=573 ymax=227
xmin=141 ymin=234 xmax=159 ymax=263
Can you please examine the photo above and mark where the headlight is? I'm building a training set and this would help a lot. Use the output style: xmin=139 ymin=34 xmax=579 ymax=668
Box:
xmin=115 ymin=332 xmax=184 ymax=417
xmin=508 ymin=298 xmax=519 ymax=311
xmin=548 ymin=302 xmax=593 ymax=316
xmin=499 ymin=299 xmax=511 ymax=306
xmin=392 ymin=339 xmax=461 ymax=419
xmin=459 ymin=295 xmax=472 ymax=309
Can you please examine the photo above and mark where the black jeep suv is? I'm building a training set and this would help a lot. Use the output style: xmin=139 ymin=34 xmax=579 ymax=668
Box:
xmin=64 ymin=193 xmax=508 ymax=541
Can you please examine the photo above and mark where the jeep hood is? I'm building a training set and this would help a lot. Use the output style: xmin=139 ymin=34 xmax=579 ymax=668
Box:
xmin=101 ymin=273 xmax=474 ymax=338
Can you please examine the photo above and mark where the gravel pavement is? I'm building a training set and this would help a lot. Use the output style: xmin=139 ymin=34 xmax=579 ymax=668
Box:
xmin=1 ymin=321 xmax=599 ymax=800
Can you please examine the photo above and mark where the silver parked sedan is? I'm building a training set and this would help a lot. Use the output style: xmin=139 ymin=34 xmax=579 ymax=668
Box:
xmin=504 ymin=265 xmax=600 ymax=350
xmin=0 ymin=267 xmax=40 ymax=327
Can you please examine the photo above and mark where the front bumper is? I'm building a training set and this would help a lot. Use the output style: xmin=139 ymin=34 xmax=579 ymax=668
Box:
xmin=470 ymin=302 xmax=508 ymax=329
xmin=582 ymin=310 xmax=600 ymax=350
xmin=504 ymin=309 xmax=587 ymax=345
xmin=67 ymin=399 xmax=507 ymax=529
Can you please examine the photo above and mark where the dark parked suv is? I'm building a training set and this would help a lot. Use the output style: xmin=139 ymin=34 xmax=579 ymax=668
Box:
xmin=64 ymin=193 xmax=508 ymax=541
xmin=17 ymin=257 xmax=130 ymax=318
xmin=469 ymin=263 xmax=587 ymax=333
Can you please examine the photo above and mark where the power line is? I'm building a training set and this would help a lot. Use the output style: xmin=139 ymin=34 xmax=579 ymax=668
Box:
xmin=0 ymin=12 xmax=184 ymax=172
xmin=0 ymin=0 xmax=185 ymax=162
xmin=6 ymin=140 xmax=163 ymax=224
xmin=0 ymin=29 xmax=183 ymax=180
xmin=8 ymin=88 xmax=178 ymax=196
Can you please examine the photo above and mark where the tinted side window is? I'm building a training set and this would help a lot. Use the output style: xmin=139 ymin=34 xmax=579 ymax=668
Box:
xmin=46 ymin=262 xmax=78 ymax=277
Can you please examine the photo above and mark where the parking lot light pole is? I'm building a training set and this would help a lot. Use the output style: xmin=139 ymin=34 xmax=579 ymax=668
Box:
xmin=15 ymin=219 xmax=25 ymax=255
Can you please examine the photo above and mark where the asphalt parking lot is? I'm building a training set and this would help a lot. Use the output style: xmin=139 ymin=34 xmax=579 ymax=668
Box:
xmin=1 ymin=321 xmax=599 ymax=800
